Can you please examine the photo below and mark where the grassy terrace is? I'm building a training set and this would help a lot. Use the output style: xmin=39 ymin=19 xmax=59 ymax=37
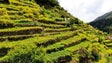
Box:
xmin=33 ymin=31 xmax=78 ymax=46
xmin=103 ymin=40 xmax=112 ymax=48
xmin=44 ymin=50 xmax=71 ymax=63
xmin=0 ymin=31 xmax=80 ymax=62
xmin=38 ymin=20 xmax=67 ymax=25
xmin=0 ymin=27 xmax=42 ymax=32
xmin=0 ymin=32 xmax=66 ymax=42
xmin=0 ymin=26 xmax=43 ymax=36
xmin=45 ymin=27 xmax=72 ymax=32
xmin=43 ymin=35 xmax=105 ymax=63
xmin=0 ymin=34 xmax=38 ymax=42
xmin=36 ymin=22 xmax=66 ymax=29
xmin=45 ymin=33 xmax=86 ymax=53
xmin=16 ymin=22 xmax=66 ymax=29
xmin=0 ymin=31 xmax=76 ymax=48
xmin=38 ymin=20 xmax=66 ymax=24
xmin=43 ymin=41 xmax=90 ymax=63
xmin=0 ymin=28 xmax=93 ymax=63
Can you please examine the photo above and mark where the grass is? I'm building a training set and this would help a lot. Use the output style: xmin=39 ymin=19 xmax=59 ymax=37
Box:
xmin=0 ymin=34 xmax=36 ymax=42
xmin=45 ymin=27 xmax=72 ymax=32
xmin=0 ymin=26 xmax=42 ymax=32
xmin=45 ymin=33 xmax=85 ymax=53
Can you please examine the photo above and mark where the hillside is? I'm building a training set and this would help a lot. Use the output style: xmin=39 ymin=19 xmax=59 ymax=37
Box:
xmin=95 ymin=11 xmax=112 ymax=21
xmin=90 ymin=11 xmax=112 ymax=34
xmin=0 ymin=0 xmax=112 ymax=63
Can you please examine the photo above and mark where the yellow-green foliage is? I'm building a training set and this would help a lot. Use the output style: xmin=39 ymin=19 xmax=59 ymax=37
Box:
xmin=0 ymin=0 xmax=42 ymax=23
xmin=0 ymin=8 xmax=7 ymax=15
xmin=0 ymin=8 xmax=10 ymax=19
xmin=0 ymin=0 xmax=76 ymax=26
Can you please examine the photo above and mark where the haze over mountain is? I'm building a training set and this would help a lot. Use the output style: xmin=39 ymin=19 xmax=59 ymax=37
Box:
xmin=95 ymin=11 xmax=112 ymax=21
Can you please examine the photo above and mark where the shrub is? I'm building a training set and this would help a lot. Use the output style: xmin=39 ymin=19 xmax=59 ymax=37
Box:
xmin=78 ymin=47 xmax=92 ymax=63
xmin=78 ymin=46 xmax=101 ymax=63
xmin=4 ymin=44 xmax=48 ymax=63
xmin=0 ymin=0 xmax=10 ymax=4
xmin=91 ymin=47 xmax=100 ymax=61
xmin=0 ymin=8 xmax=7 ymax=15
xmin=35 ymin=0 xmax=59 ymax=7
xmin=70 ymin=18 xmax=83 ymax=25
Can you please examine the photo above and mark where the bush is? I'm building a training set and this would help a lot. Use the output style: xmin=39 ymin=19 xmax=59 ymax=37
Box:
xmin=0 ymin=8 xmax=7 ymax=15
xmin=70 ymin=18 xmax=83 ymax=25
xmin=4 ymin=44 xmax=48 ymax=63
xmin=78 ymin=47 xmax=92 ymax=63
xmin=35 ymin=0 xmax=59 ymax=7
xmin=78 ymin=46 xmax=101 ymax=63
xmin=0 ymin=0 xmax=10 ymax=4
xmin=91 ymin=46 xmax=101 ymax=61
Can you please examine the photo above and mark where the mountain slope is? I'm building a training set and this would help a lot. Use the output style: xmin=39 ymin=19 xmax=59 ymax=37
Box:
xmin=0 ymin=0 xmax=112 ymax=63
xmin=95 ymin=11 xmax=112 ymax=21
xmin=0 ymin=0 xmax=75 ymax=28
xmin=90 ymin=11 xmax=112 ymax=34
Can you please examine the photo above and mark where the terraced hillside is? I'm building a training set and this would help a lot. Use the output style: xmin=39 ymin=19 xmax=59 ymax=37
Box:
xmin=0 ymin=0 xmax=112 ymax=63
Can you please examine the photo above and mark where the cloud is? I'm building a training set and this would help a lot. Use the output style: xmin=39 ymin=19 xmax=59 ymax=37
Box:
xmin=100 ymin=0 xmax=112 ymax=13
xmin=58 ymin=0 xmax=112 ymax=22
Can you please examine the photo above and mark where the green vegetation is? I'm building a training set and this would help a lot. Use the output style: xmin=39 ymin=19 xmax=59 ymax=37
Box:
xmin=0 ymin=0 xmax=112 ymax=63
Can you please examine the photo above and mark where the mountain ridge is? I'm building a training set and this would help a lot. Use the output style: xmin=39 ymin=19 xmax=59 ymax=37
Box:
xmin=94 ymin=11 xmax=112 ymax=21
xmin=90 ymin=11 xmax=112 ymax=34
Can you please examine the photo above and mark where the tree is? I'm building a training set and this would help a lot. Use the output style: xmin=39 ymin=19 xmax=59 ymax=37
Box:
xmin=0 ymin=0 xmax=10 ymax=4
xmin=35 ymin=0 xmax=59 ymax=8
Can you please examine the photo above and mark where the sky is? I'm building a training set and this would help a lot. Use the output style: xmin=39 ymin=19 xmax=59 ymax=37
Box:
xmin=58 ymin=0 xmax=112 ymax=22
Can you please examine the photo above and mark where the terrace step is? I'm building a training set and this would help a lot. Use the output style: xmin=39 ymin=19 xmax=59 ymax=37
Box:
xmin=1 ymin=31 xmax=70 ymax=42
xmin=36 ymin=31 xmax=79 ymax=47
xmin=105 ymin=44 xmax=112 ymax=47
xmin=44 ymin=50 xmax=72 ymax=63
xmin=38 ymin=20 xmax=69 ymax=25
xmin=103 ymin=40 xmax=112 ymax=48
xmin=43 ymin=42 xmax=89 ymax=63
xmin=0 ymin=32 xmax=66 ymax=42
xmin=0 ymin=27 xmax=43 ymax=36
xmin=44 ymin=28 xmax=72 ymax=32
xmin=0 ymin=21 xmax=14 ymax=29
xmin=15 ymin=22 xmax=66 ymax=29
xmin=46 ymin=34 xmax=87 ymax=53
xmin=0 ymin=35 xmax=35 ymax=42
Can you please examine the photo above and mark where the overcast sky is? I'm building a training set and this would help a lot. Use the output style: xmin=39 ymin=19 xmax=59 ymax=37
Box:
xmin=58 ymin=0 xmax=112 ymax=22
